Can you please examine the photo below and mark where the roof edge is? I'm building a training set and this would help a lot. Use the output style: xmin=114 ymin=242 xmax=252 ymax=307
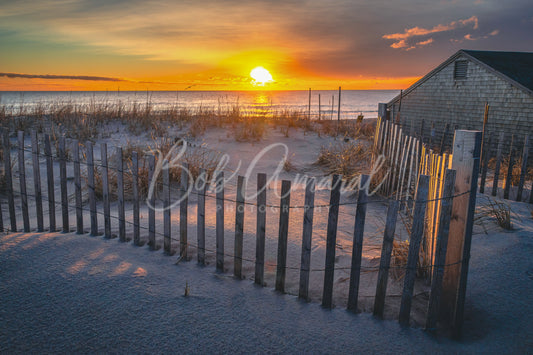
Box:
xmin=388 ymin=49 xmax=533 ymax=106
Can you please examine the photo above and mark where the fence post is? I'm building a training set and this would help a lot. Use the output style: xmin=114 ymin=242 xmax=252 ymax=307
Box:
xmin=441 ymin=130 xmax=482 ymax=329
xmin=347 ymin=174 xmax=369 ymax=312
xmin=234 ymin=175 xmax=245 ymax=279
xmin=86 ymin=142 xmax=97 ymax=236
xmin=3 ymin=131 xmax=16 ymax=232
xmin=216 ymin=171 xmax=224 ymax=271
xmin=399 ymin=174 xmax=430 ymax=326
xmin=72 ymin=139 xmax=83 ymax=234
xmin=197 ymin=169 xmax=206 ymax=265
xmin=116 ymin=147 xmax=125 ymax=242
xmin=491 ymin=132 xmax=505 ymax=196
xmin=275 ymin=180 xmax=291 ymax=293
xmin=503 ymin=135 xmax=515 ymax=200
xmin=180 ymin=164 xmax=189 ymax=259
xmin=426 ymin=168 xmax=456 ymax=331
xmin=148 ymin=154 xmax=156 ymax=249
xmin=516 ymin=135 xmax=529 ymax=202
xmin=31 ymin=130 xmax=44 ymax=232
xmin=322 ymin=174 xmax=341 ymax=308
xmin=255 ymin=173 xmax=267 ymax=286
xmin=18 ymin=131 xmax=30 ymax=232
xmin=59 ymin=136 xmax=68 ymax=233
xmin=373 ymin=199 xmax=400 ymax=318
xmin=479 ymin=132 xmax=493 ymax=194
xmin=299 ymin=177 xmax=316 ymax=301
xmin=44 ymin=134 xmax=55 ymax=232
xmin=163 ymin=159 xmax=171 ymax=254
xmin=132 ymin=151 xmax=140 ymax=245
xmin=101 ymin=143 xmax=110 ymax=238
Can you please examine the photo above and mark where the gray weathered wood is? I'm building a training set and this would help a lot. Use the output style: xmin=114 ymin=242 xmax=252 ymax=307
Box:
xmin=491 ymin=132 xmax=505 ymax=196
xmin=322 ymin=174 xmax=341 ymax=308
xmin=197 ymin=169 xmax=207 ymax=265
xmin=86 ymin=142 xmax=97 ymax=236
xmin=216 ymin=171 xmax=224 ymax=271
xmin=148 ymin=154 xmax=156 ymax=249
xmin=31 ymin=131 xmax=44 ymax=232
xmin=132 ymin=151 xmax=140 ymax=245
xmin=18 ymin=131 xmax=30 ymax=232
xmin=373 ymin=199 xmax=400 ymax=318
xmin=399 ymin=174 xmax=430 ymax=326
xmin=275 ymin=180 xmax=291 ymax=293
xmin=101 ymin=143 xmax=110 ymax=238
xmin=180 ymin=164 xmax=189 ymax=259
xmin=3 ymin=130 xmax=16 ymax=232
xmin=255 ymin=173 xmax=267 ymax=285
xmin=516 ymin=135 xmax=529 ymax=202
xmin=426 ymin=168 xmax=456 ymax=331
xmin=298 ymin=178 xmax=315 ymax=301
xmin=479 ymin=132 xmax=493 ymax=194
xmin=234 ymin=175 xmax=245 ymax=279
xmin=72 ymin=140 xmax=83 ymax=234
xmin=116 ymin=147 xmax=125 ymax=241
xmin=347 ymin=174 xmax=369 ymax=312
xmin=59 ymin=136 xmax=68 ymax=233
xmin=163 ymin=159 xmax=171 ymax=254
xmin=453 ymin=132 xmax=482 ymax=338
xmin=44 ymin=134 xmax=55 ymax=232
xmin=503 ymin=134 xmax=515 ymax=200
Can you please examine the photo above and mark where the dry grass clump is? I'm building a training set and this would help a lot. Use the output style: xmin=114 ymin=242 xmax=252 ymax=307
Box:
xmin=391 ymin=239 xmax=410 ymax=280
xmin=500 ymin=156 xmax=533 ymax=187
xmin=316 ymin=142 xmax=371 ymax=180
xmin=233 ymin=117 xmax=267 ymax=142
xmin=476 ymin=197 xmax=513 ymax=230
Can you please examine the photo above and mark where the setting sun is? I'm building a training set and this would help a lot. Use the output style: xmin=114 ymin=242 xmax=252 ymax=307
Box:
xmin=250 ymin=66 xmax=274 ymax=85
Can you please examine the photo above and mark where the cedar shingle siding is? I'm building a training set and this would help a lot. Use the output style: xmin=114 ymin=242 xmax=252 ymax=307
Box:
xmin=387 ymin=50 xmax=533 ymax=156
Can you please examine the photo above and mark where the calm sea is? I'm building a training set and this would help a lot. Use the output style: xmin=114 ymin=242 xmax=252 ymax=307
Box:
xmin=0 ymin=90 xmax=398 ymax=119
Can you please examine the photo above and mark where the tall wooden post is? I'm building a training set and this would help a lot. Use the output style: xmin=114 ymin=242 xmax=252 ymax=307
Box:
xmin=441 ymin=130 xmax=482 ymax=329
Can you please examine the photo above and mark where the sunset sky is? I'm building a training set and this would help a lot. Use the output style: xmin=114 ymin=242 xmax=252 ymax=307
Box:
xmin=0 ymin=0 xmax=532 ymax=91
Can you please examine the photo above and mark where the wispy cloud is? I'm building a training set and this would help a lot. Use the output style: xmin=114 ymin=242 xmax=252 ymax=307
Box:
xmin=383 ymin=16 xmax=478 ymax=50
xmin=0 ymin=72 xmax=125 ymax=81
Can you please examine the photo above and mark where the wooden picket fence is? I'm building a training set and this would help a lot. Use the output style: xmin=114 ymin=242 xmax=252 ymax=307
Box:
xmin=1 ymin=128 xmax=478 ymax=336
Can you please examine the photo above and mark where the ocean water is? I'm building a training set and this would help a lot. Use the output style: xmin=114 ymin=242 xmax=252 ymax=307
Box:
xmin=0 ymin=90 xmax=398 ymax=119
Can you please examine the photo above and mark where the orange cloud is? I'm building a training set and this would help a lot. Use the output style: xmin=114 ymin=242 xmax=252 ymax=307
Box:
xmin=383 ymin=16 xmax=478 ymax=49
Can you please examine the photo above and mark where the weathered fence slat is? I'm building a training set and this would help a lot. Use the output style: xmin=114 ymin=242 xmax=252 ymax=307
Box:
xmin=479 ymin=132 xmax=493 ymax=194
xmin=299 ymin=177 xmax=316 ymax=301
xmin=426 ymin=168 xmax=456 ymax=331
xmin=275 ymin=180 xmax=291 ymax=293
xmin=3 ymin=130 xmax=16 ymax=232
xmin=216 ymin=171 xmax=224 ymax=271
xmin=503 ymin=134 xmax=515 ymax=200
xmin=373 ymin=199 xmax=400 ymax=318
xmin=132 ymin=151 xmax=140 ymax=245
xmin=86 ymin=142 xmax=97 ymax=236
xmin=180 ymin=164 xmax=189 ymax=259
xmin=101 ymin=143 xmax=111 ymax=238
xmin=516 ymin=135 xmax=529 ymax=202
xmin=255 ymin=173 xmax=267 ymax=286
xmin=322 ymin=174 xmax=341 ymax=308
xmin=31 ymin=131 xmax=44 ymax=232
xmin=197 ymin=169 xmax=207 ymax=265
xmin=44 ymin=134 xmax=55 ymax=232
xmin=163 ymin=159 xmax=171 ymax=254
xmin=72 ymin=140 xmax=83 ymax=234
xmin=399 ymin=174 xmax=430 ymax=326
xmin=18 ymin=131 xmax=30 ymax=232
xmin=117 ymin=147 xmax=125 ymax=242
xmin=491 ymin=132 xmax=505 ymax=196
xmin=347 ymin=174 xmax=369 ymax=312
xmin=148 ymin=154 xmax=156 ymax=249
xmin=234 ymin=175 xmax=245 ymax=279
xmin=59 ymin=136 xmax=68 ymax=233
